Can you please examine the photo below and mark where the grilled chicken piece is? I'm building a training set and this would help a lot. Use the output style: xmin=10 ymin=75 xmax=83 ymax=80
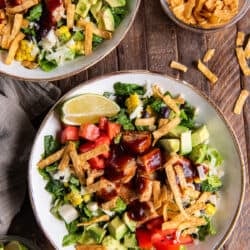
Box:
xmin=127 ymin=199 xmax=158 ymax=226
xmin=137 ymin=148 xmax=162 ymax=173
xmin=136 ymin=176 xmax=153 ymax=202
xmin=86 ymin=178 xmax=119 ymax=202
xmin=122 ymin=131 xmax=152 ymax=154
xmin=118 ymin=184 xmax=137 ymax=204
xmin=86 ymin=169 xmax=104 ymax=186
xmin=105 ymin=155 xmax=137 ymax=184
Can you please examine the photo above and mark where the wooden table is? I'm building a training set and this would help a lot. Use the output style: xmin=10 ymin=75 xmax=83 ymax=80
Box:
xmin=8 ymin=1 xmax=250 ymax=249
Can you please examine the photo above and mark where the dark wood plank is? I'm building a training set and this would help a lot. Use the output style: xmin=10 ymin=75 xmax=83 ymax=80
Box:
xmin=143 ymin=0 xmax=179 ymax=77
xmin=117 ymin=2 xmax=147 ymax=70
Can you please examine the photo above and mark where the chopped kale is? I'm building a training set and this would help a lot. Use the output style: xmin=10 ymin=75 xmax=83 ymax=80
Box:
xmin=44 ymin=135 xmax=60 ymax=158
xmin=114 ymin=82 xmax=146 ymax=96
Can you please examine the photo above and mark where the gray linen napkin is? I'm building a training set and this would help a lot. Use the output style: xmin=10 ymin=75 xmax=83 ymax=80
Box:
xmin=0 ymin=76 xmax=61 ymax=234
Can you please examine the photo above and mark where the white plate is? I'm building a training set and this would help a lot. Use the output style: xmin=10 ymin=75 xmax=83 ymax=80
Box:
xmin=0 ymin=1 xmax=140 ymax=81
xmin=29 ymin=71 xmax=245 ymax=250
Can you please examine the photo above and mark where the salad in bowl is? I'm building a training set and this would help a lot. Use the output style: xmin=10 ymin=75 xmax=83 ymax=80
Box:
xmin=36 ymin=81 xmax=225 ymax=250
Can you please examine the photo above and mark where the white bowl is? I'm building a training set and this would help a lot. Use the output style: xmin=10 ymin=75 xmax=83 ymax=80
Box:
xmin=0 ymin=1 xmax=141 ymax=81
xmin=29 ymin=71 xmax=245 ymax=250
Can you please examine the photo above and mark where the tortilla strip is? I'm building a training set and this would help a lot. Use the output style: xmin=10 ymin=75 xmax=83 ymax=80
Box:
xmin=233 ymin=89 xmax=249 ymax=115
xmin=68 ymin=142 xmax=85 ymax=183
xmin=76 ymin=245 xmax=106 ymax=250
xmin=245 ymin=38 xmax=250 ymax=59
xmin=58 ymin=144 xmax=70 ymax=170
xmin=183 ymin=187 xmax=200 ymax=200
xmin=153 ymin=117 xmax=180 ymax=144
xmin=197 ymin=59 xmax=218 ymax=84
xmin=135 ymin=117 xmax=156 ymax=127
xmin=9 ymin=14 xmax=23 ymax=44
xmin=86 ymin=169 xmax=104 ymax=186
xmin=236 ymin=47 xmax=250 ymax=76
xmin=174 ymin=164 xmax=187 ymax=190
xmin=37 ymin=147 xmax=65 ymax=169
xmin=67 ymin=3 xmax=75 ymax=29
xmin=77 ymin=214 xmax=110 ymax=227
xmin=5 ymin=32 xmax=25 ymax=64
xmin=152 ymin=181 xmax=161 ymax=204
xmin=158 ymin=118 xmax=169 ymax=128
xmin=1 ymin=22 xmax=11 ymax=49
xmin=84 ymin=22 xmax=93 ymax=55
xmin=170 ymin=60 xmax=188 ymax=72
xmin=184 ymin=0 xmax=195 ymax=19
xmin=165 ymin=162 xmax=188 ymax=217
xmin=79 ymin=144 xmax=109 ymax=162
xmin=163 ymin=203 xmax=168 ymax=221
xmin=203 ymin=48 xmax=215 ymax=62
xmin=6 ymin=0 xmax=39 ymax=14
xmin=177 ymin=217 xmax=207 ymax=231
xmin=78 ymin=19 xmax=112 ymax=39
xmin=236 ymin=31 xmax=245 ymax=47
xmin=197 ymin=191 xmax=211 ymax=203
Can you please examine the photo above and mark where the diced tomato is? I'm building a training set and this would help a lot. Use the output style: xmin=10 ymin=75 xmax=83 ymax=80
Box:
xmin=136 ymin=228 xmax=153 ymax=249
xmin=179 ymin=234 xmax=193 ymax=244
xmin=99 ymin=116 xmax=108 ymax=130
xmin=106 ymin=121 xmax=121 ymax=140
xmin=79 ymin=141 xmax=96 ymax=153
xmin=146 ymin=217 xmax=164 ymax=233
xmin=152 ymin=233 xmax=179 ymax=250
xmin=88 ymin=156 xmax=105 ymax=169
xmin=79 ymin=123 xmax=100 ymax=141
xmin=95 ymin=134 xmax=111 ymax=145
xmin=60 ymin=126 xmax=79 ymax=144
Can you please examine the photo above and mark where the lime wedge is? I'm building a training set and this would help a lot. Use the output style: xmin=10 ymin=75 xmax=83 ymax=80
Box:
xmin=61 ymin=94 xmax=120 ymax=125
xmin=4 ymin=241 xmax=27 ymax=250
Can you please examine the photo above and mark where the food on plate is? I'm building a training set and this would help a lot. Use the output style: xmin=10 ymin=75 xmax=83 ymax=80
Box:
xmin=0 ymin=0 xmax=127 ymax=71
xmin=203 ymin=49 xmax=215 ymax=63
xmin=233 ymin=89 xmax=249 ymax=115
xmin=166 ymin=0 xmax=239 ymax=29
xmin=197 ymin=60 xmax=218 ymax=84
xmin=236 ymin=31 xmax=245 ymax=47
xmin=0 ymin=240 xmax=29 ymax=250
xmin=170 ymin=61 xmax=188 ymax=72
xmin=37 ymin=82 xmax=224 ymax=249
xmin=245 ymin=38 xmax=250 ymax=59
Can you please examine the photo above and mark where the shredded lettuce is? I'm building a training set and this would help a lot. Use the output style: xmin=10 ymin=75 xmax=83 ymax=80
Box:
xmin=45 ymin=179 xmax=66 ymax=199
xmin=62 ymin=233 xmax=81 ymax=246
xmin=201 ymin=175 xmax=222 ymax=192
xmin=179 ymin=102 xmax=196 ymax=129
xmin=114 ymin=82 xmax=146 ymax=96
xmin=44 ymin=135 xmax=60 ymax=157
xmin=26 ymin=3 xmax=42 ymax=22
xmin=111 ymin=7 xmax=128 ymax=27
xmin=111 ymin=109 xmax=135 ymax=130
xmin=198 ymin=218 xmax=216 ymax=241
xmin=112 ymin=197 xmax=127 ymax=214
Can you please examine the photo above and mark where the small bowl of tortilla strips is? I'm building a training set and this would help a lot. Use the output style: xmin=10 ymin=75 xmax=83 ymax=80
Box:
xmin=0 ymin=0 xmax=140 ymax=81
xmin=160 ymin=0 xmax=250 ymax=32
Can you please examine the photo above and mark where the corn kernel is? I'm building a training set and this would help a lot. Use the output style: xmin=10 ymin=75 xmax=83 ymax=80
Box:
xmin=82 ymin=193 xmax=91 ymax=203
xmin=56 ymin=25 xmax=71 ymax=43
xmin=205 ymin=203 xmax=216 ymax=216
xmin=15 ymin=40 xmax=37 ymax=62
xmin=67 ymin=190 xmax=83 ymax=207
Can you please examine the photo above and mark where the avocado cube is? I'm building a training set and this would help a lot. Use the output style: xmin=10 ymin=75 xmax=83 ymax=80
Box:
xmin=160 ymin=138 xmax=180 ymax=153
xmin=87 ymin=224 xmax=106 ymax=243
xmin=76 ymin=0 xmax=91 ymax=18
xmin=108 ymin=216 xmax=128 ymax=240
xmin=102 ymin=236 xmax=128 ymax=250
xmin=102 ymin=7 xmax=115 ymax=31
xmin=191 ymin=125 xmax=210 ymax=147
xmin=124 ymin=233 xmax=138 ymax=248
xmin=78 ymin=231 xmax=97 ymax=245
xmin=168 ymin=125 xmax=189 ymax=138
xmin=105 ymin=0 xmax=126 ymax=7
xmin=122 ymin=212 xmax=137 ymax=232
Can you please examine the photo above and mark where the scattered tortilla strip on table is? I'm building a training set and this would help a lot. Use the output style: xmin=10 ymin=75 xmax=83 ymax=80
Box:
xmin=245 ymin=38 xmax=250 ymax=59
xmin=37 ymin=147 xmax=65 ymax=169
xmin=233 ymin=89 xmax=249 ymax=115
xmin=236 ymin=31 xmax=245 ymax=47
xmin=197 ymin=59 xmax=218 ymax=84
xmin=170 ymin=60 xmax=188 ymax=72
xmin=203 ymin=49 xmax=215 ymax=62
xmin=236 ymin=47 xmax=250 ymax=76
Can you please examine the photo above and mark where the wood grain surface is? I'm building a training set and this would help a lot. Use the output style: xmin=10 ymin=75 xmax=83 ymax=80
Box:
xmin=8 ymin=1 xmax=250 ymax=249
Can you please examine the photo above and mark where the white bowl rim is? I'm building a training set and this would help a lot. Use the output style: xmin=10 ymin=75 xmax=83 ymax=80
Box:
xmin=0 ymin=1 xmax=141 ymax=82
xmin=28 ymin=70 xmax=246 ymax=249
